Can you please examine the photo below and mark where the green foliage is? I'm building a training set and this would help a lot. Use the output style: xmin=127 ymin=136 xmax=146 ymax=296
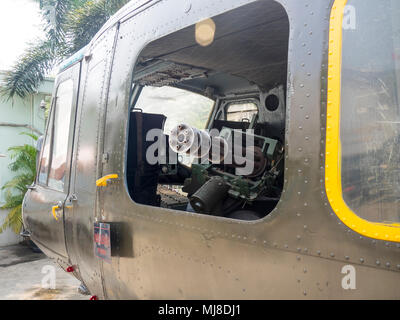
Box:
xmin=2 ymin=0 xmax=129 ymax=99
xmin=0 ymin=39 xmax=57 ymax=100
xmin=0 ymin=133 xmax=38 ymax=235
xmin=64 ymin=0 xmax=129 ymax=54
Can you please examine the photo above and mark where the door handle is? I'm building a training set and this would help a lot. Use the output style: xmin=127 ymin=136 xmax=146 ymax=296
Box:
xmin=96 ymin=174 xmax=119 ymax=187
xmin=51 ymin=201 xmax=63 ymax=221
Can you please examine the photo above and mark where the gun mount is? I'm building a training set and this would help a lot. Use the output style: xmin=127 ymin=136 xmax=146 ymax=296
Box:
xmin=168 ymin=124 xmax=284 ymax=217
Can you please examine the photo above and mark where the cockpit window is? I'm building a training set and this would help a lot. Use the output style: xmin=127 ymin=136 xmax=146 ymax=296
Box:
xmin=226 ymin=102 xmax=258 ymax=122
xmin=38 ymin=108 xmax=53 ymax=185
xmin=134 ymin=86 xmax=214 ymax=133
xmin=38 ymin=79 xmax=74 ymax=191
xmin=340 ymin=0 xmax=400 ymax=223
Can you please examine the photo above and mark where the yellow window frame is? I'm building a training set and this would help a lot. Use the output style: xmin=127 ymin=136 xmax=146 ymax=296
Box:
xmin=326 ymin=0 xmax=400 ymax=242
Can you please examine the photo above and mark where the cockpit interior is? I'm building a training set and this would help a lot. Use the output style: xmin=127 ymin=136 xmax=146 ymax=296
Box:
xmin=126 ymin=0 xmax=289 ymax=220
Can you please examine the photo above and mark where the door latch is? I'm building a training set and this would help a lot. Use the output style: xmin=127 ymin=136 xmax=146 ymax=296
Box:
xmin=51 ymin=201 xmax=63 ymax=221
xmin=65 ymin=194 xmax=78 ymax=210
xmin=96 ymin=174 xmax=119 ymax=187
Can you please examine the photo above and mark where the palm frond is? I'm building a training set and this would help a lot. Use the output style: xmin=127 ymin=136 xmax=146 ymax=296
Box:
xmin=0 ymin=39 xmax=57 ymax=99
xmin=0 ymin=205 xmax=23 ymax=235
xmin=2 ymin=0 xmax=129 ymax=99
xmin=1 ymin=0 xmax=80 ymax=99
xmin=2 ymin=174 xmax=35 ymax=193
xmin=41 ymin=0 xmax=78 ymax=46
xmin=1 ymin=191 xmax=25 ymax=210
xmin=20 ymin=132 xmax=39 ymax=142
xmin=7 ymin=145 xmax=37 ymax=174
xmin=65 ymin=0 xmax=129 ymax=54
xmin=0 ymin=133 xmax=37 ymax=234
xmin=65 ymin=1 xmax=108 ymax=54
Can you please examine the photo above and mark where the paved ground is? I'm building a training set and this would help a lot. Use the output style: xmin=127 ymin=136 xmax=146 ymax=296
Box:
xmin=0 ymin=244 xmax=88 ymax=300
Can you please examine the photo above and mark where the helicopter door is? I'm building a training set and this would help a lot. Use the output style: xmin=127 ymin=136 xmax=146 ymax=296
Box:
xmin=23 ymin=66 xmax=80 ymax=260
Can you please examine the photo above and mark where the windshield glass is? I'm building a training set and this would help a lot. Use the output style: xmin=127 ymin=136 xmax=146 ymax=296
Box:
xmin=134 ymin=86 xmax=215 ymax=134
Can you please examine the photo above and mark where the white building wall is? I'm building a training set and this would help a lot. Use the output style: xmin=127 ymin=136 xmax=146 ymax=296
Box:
xmin=0 ymin=72 xmax=54 ymax=246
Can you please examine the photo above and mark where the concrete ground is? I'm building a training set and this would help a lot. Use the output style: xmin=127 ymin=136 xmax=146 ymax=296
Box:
xmin=0 ymin=244 xmax=88 ymax=300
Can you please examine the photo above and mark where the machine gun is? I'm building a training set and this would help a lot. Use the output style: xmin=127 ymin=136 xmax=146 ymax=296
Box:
xmin=169 ymin=124 xmax=284 ymax=216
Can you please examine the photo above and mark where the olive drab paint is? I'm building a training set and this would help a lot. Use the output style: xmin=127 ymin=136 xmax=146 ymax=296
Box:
xmin=22 ymin=0 xmax=400 ymax=299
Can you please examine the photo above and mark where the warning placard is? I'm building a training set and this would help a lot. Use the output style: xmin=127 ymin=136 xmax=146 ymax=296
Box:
xmin=94 ymin=222 xmax=111 ymax=262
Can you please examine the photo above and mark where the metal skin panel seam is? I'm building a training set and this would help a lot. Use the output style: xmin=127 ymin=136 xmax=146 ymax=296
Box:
xmin=25 ymin=0 xmax=400 ymax=300
xmin=95 ymin=0 xmax=400 ymax=299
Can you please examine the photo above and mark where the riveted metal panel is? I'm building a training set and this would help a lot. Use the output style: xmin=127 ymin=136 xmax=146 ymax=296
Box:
xmin=23 ymin=64 xmax=81 ymax=265
xmin=64 ymin=26 xmax=119 ymax=299
xmin=88 ymin=0 xmax=400 ymax=299
xmin=28 ymin=0 xmax=400 ymax=299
